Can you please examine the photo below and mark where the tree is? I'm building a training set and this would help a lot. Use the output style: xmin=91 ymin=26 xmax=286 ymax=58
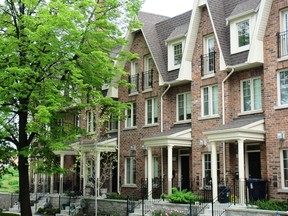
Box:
xmin=0 ymin=0 xmax=142 ymax=215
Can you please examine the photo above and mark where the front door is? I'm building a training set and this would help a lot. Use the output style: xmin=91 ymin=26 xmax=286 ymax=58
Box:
xmin=180 ymin=156 xmax=190 ymax=190
xmin=246 ymin=144 xmax=261 ymax=179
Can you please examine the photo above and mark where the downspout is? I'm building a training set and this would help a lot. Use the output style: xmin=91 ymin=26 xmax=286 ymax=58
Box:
xmin=221 ymin=67 xmax=235 ymax=185
xmin=117 ymin=120 xmax=121 ymax=194
xmin=160 ymin=84 xmax=171 ymax=192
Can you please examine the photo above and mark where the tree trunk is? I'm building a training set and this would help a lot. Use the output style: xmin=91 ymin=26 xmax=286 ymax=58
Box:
xmin=18 ymin=154 xmax=32 ymax=216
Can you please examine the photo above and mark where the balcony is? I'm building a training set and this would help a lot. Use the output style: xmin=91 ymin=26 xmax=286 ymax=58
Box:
xmin=277 ymin=31 xmax=288 ymax=58
xmin=128 ymin=74 xmax=139 ymax=94
xmin=142 ymin=70 xmax=153 ymax=91
xmin=201 ymin=51 xmax=216 ymax=77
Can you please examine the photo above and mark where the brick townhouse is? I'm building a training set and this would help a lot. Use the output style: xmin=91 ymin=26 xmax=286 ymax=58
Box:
xmin=30 ymin=0 xmax=288 ymax=204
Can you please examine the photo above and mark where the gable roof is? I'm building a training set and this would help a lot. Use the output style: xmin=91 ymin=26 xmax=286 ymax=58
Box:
xmin=138 ymin=10 xmax=192 ymax=82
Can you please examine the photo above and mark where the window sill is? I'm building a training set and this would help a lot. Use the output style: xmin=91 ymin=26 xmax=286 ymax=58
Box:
xmin=123 ymin=126 xmax=137 ymax=131
xmin=143 ymin=123 xmax=159 ymax=128
xmin=174 ymin=120 xmax=191 ymax=125
xmin=198 ymin=114 xmax=220 ymax=121
xmin=201 ymin=73 xmax=215 ymax=80
xmin=274 ymin=105 xmax=288 ymax=110
xmin=107 ymin=129 xmax=118 ymax=133
xmin=278 ymin=56 xmax=288 ymax=62
xmin=277 ymin=189 xmax=288 ymax=193
xmin=142 ymin=88 xmax=152 ymax=93
xmin=129 ymin=92 xmax=138 ymax=96
xmin=237 ymin=110 xmax=263 ymax=116
xmin=122 ymin=184 xmax=137 ymax=188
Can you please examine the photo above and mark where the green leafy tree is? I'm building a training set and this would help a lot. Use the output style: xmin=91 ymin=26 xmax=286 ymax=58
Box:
xmin=0 ymin=0 xmax=142 ymax=215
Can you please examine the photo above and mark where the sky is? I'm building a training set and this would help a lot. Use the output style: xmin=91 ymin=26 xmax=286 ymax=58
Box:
xmin=140 ymin=0 xmax=194 ymax=17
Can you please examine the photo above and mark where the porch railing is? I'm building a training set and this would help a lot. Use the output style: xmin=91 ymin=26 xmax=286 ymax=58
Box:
xmin=277 ymin=31 xmax=288 ymax=58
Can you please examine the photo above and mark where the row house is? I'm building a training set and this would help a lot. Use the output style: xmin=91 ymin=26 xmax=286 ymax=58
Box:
xmin=30 ymin=0 xmax=288 ymax=205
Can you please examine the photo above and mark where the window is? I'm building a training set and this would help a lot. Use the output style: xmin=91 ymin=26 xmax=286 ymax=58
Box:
xmin=202 ymin=36 xmax=215 ymax=76
xmin=87 ymin=110 xmax=96 ymax=133
xmin=125 ymin=102 xmax=136 ymax=128
xmin=202 ymin=153 xmax=220 ymax=186
xmin=130 ymin=61 xmax=139 ymax=93
xmin=279 ymin=10 xmax=288 ymax=58
xmin=145 ymin=156 xmax=159 ymax=178
xmin=278 ymin=70 xmax=288 ymax=106
xmin=174 ymin=43 xmax=182 ymax=65
xmin=177 ymin=92 xmax=191 ymax=121
xmin=202 ymin=85 xmax=218 ymax=117
xmin=281 ymin=149 xmax=288 ymax=188
xmin=237 ymin=20 xmax=250 ymax=47
xmin=125 ymin=157 xmax=136 ymax=185
xmin=143 ymin=55 xmax=153 ymax=90
xmin=241 ymin=78 xmax=262 ymax=112
xmin=146 ymin=97 xmax=158 ymax=125
xmin=109 ymin=114 xmax=118 ymax=130
xmin=87 ymin=158 xmax=95 ymax=183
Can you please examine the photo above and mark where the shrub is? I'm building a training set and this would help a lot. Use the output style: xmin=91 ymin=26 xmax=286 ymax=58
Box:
xmin=8 ymin=180 xmax=18 ymax=186
xmin=37 ymin=207 xmax=60 ymax=215
xmin=162 ymin=187 xmax=203 ymax=204
xmin=255 ymin=199 xmax=288 ymax=211
xmin=152 ymin=209 xmax=187 ymax=216
xmin=106 ymin=192 xmax=127 ymax=200
xmin=0 ymin=213 xmax=21 ymax=216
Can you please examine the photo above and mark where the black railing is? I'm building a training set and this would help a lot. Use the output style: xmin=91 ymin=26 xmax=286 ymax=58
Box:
xmin=201 ymin=51 xmax=216 ymax=76
xmin=142 ymin=70 xmax=153 ymax=91
xmin=277 ymin=31 xmax=288 ymax=58
xmin=128 ymin=74 xmax=139 ymax=94
xmin=141 ymin=178 xmax=163 ymax=199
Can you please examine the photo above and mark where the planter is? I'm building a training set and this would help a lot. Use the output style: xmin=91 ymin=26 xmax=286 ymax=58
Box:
xmin=100 ymin=188 xmax=107 ymax=198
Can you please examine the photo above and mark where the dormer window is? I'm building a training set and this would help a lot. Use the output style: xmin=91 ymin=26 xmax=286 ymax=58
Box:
xmin=143 ymin=55 xmax=153 ymax=91
xmin=167 ymin=39 xmax=184 ymax=71
xmin=237 ymin=20 xmax=250 ymax=47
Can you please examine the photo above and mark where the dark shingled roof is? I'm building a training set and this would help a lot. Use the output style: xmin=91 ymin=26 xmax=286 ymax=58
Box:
xmin=207 ymin=0 xmax=261 ymax=66
xmin=138 ymin=10 xmax=192 ymax=82
xmin=208 ymin=114 xmax=264 ymax=131
xmin=144 ymin=123 xmax=191 ymax=139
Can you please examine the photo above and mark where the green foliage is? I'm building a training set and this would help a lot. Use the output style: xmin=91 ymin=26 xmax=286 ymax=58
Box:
xmin=0 ymin=167 xmax=19 ymax=193
xmin=106 ymin=192 xmax=127 ymax=200
xmin=37 ymin=207 xmax=60 ymax=215
xmin=152 ymin=209 xmax=187 ymax=216
xmin=0 ymin=213 xmax=20 ymax=216
xmin=162 ymin=187 xmax=203 ymax=204
xmin=254 ymin=199 xmax=288 ymax=211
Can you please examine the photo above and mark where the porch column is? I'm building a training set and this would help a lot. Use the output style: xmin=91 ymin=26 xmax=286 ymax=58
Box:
xmin=96 ymin=151 xmax=101 ymax=196
xmin=211 ymin=142 xmax=218 ymax=200
xmin=34 ymin=173 xmax=38 ymax=193
xmin=59 ymin=154 xmax=64 ymax=194
xmin=82 ymin=152 xmax=87 ymax=196
xmin=238 ymin=139 xmax=245 ymax=205
xmin=167 ymin=145 xmax=173 ymax=194
xmin=50 ymin=175 xmax=54 ymax=194
xmin=147 ymin=147 xmax=153 ymax=200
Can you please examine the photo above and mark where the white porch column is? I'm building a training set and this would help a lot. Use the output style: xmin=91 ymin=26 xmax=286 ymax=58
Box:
xmin=167 ymin=145 xmax=173 ymax=194
xmin=82 ymin=152 xmax=87 ymax=196
xmin=96 ymin=151 xmax=101 ymax=196
xmin=238 ymin=139 xmax=245 ymax=205
xmin=59 ymin=154 xmax=64 ymax=194
xmin=50 ymin=175 xmax=54 ymax=194
xmin=147 ymin=147 xmax=153 ymax=200
xmin=34 ymin=173 xmax=38 ymax=193
xmin=211 ymin=142 xmax=218 ymax=200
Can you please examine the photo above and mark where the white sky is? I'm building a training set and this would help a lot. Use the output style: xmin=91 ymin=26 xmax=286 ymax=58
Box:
xmin=141 ymin=0 xmax=194 ymax=17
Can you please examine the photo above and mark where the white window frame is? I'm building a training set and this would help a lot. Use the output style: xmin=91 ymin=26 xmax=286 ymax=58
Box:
xmin=241 ymin=77 xmax=262 ymax=113
xmin=130 ymin=60 xmax=139 ymax=93
xmin=279 ymin=9 xmax=288 ymax=58
xmin=86 ymin=110 xmax=96 ymax=133
xmin=277 ymin=70 xmax=288 ymax=107
xmin=143 ymin=55 xmax=153 ymax=90
xmin=281 ymin=149 xmax=288 ymax=189
xmin=109 ymin=114 xmax=118 ymax=131
xmin=176 ymin=92 xmax=191 ymax=122
xmin=144 ymin=156 xmax=159 ymax=179
xmin=125 ymin=102 xmax=136 ymax=128
xmin=202 ymin=153 xmax=220 ymax=187
xmin=125 ymin=157 xmax=136 ymax=185
xmin=167 ymin=39 xmax=184 ymax=71
xmin=230 ymin=15 xmax=255 ymax=54
xmin=145 ymin=97 xmax=158 ymax=125
xmin=203 ymin=35 xmax=215 ymax=76
xmin=201 ymin=85 xmax=218 ymax=117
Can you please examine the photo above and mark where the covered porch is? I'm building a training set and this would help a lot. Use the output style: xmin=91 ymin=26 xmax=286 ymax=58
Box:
xmin=203 ymin=115 xmax=265 ymax=205
xmin=142 ymin=124 xmax=192 ymax=200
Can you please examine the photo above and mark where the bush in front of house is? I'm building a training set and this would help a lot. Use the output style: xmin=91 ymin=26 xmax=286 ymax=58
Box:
xmin=162 ymin=187 xmax=203 ymax=204
xmin=106 ymin=192 xmax=127 ymax=200
xmin=152 ymin=209 xmax=187 ymax=216
xmin=254 ymin=199 xmax=288 ymax=211
xmin=37 ymin=207 xmax=60 ymax=215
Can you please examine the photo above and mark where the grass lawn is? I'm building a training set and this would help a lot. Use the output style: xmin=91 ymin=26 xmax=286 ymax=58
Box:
xmin=0 ymin=168 xmax=19 ymax=193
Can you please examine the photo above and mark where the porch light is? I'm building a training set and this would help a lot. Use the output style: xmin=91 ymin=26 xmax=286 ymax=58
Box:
xmin=141 ymin=144 xmax=147 ymax=151
xmin=199 ymin=139 xmax=207 ymax=146
xmin=277 ymin=131 xmax=285 ymax=141
xmin=130 ymin=145 xmax=136 ymax=151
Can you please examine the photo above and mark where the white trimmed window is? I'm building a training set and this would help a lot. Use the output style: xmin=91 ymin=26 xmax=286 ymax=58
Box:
xmin=125 ymin=102 xmax=136 ymax=128
xmin=146 ymin=97 xmax=158 ymax=125
xmin=143 ymin=55 xmax=153 ymax=90
xmin=168 ymin=40 xmax=184 ymax=71
xmin=201 ymin=85 xmax=218 ymax=117
xmin=177 ymin=92 xmax=191 ymax=121
xmin=281 ymin=149 xmax=288 ymax=188
xmin=202 ymin=35 xmax=215 ymax=76
xmin=125 ymin=157 xmax=136 ymax=185
xmin=130 ymin=61 xmax=139 ymax=93
xmin=241 ymin=77 xmax=262 ymax=112
xmin=278 ymin=70 xmax=288 ymax=106
xmin=279 ymin=10 xmax=288 ymax=58
xmin=109 ymin=114 xmax=118 ymax=131
xmin=86 ymin=110 xmax=96 ymax=133
xmin=202 ymin=153 xmax=220 ymax=186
